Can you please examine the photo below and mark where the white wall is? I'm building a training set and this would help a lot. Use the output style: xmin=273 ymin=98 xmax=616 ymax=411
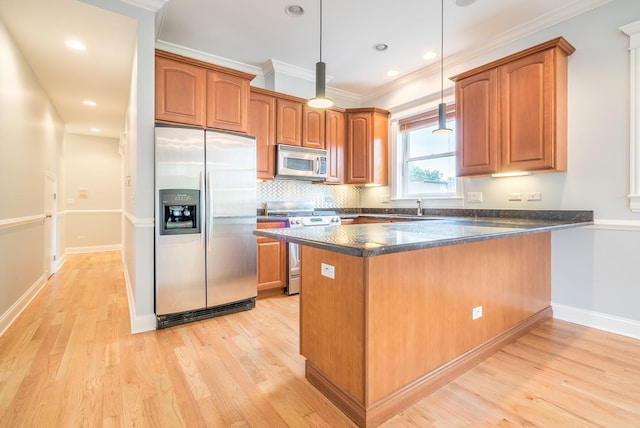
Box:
xmin=0 ymin=18 xmax=64 ymax=334
xmin=64 ymin=133 xmax=122 ymax=253
xmin=364 ymin=0 xmax=640 ymax=337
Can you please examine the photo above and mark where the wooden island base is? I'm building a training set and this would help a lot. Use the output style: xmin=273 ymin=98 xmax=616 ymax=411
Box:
xmin=299 ymin=233 xmax=552 ymax=428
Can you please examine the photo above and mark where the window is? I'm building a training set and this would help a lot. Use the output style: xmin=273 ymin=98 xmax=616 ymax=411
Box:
xmin=397 ymin=105 xmax=458 ymax=198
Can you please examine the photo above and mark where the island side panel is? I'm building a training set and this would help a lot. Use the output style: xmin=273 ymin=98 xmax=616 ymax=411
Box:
xmin=300 ymin=245 xmax=365 ymax=403
xmin=365 ymin=232 xmax=551 ymax=405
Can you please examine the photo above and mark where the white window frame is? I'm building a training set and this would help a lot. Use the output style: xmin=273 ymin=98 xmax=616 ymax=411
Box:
xmin=389 ymin=104 xmax=464 ymax=207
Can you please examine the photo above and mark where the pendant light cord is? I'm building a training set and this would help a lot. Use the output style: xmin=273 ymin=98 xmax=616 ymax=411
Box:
xmin=319 ymin=0 xmax=323 ymax=62
xmin=440 ymin=0 xmax=444 ymax=102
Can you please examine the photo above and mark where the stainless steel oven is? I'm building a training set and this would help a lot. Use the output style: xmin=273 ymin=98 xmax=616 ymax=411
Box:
xmin=265 ymin=201 xmax=341 ymax=295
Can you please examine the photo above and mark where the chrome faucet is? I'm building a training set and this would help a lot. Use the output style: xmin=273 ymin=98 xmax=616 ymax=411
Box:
xmin=416 ymin=198 xmax=423 ymax=216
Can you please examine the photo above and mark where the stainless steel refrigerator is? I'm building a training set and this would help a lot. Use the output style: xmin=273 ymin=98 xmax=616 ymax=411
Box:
xmin=154 ymin=125 xmax=257 ymax=328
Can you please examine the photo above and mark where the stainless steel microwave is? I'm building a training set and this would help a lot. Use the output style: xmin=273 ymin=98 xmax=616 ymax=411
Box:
xmin=275 ymin=144 xmax=327 ymax=181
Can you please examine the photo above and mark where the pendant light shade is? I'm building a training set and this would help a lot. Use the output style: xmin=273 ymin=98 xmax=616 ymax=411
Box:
xmin=308 ymin=0 xmax=333 ymax=108
xmin=433 ymin=0 xmax=452 ymax=135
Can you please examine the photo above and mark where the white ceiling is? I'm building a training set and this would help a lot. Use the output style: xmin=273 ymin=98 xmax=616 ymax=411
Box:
xmin=0 ymin=0 xmax=611 ymax=139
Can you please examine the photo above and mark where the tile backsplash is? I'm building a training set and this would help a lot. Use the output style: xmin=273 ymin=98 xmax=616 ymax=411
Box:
xmin=257 ymin=181 xmax=361 ymax=209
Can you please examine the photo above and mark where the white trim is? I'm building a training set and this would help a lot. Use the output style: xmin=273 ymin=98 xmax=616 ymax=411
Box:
xmin=0 ymin=214 xmax=44 ymax=230
xmin=592 ymin=219 xmax=640 ymax=230
xmin=65 ymin=209 xmax=122 ymax=215
xmin=124 ymin=211 xmax=154 ymax=228
xmin=120 ymin=0 xmax=167 ymax=12
xmin=553 ymin=303 xmax=640 ymax=340
xmin=66 ymin=244 xmax=122 ymax=254
xmin=155 ymin=40 xmax=263 ymax=79
xmin=621 ymin=20 xmax=640 ymax=213
xmin=123 ymin=260 xmax=157 ymax=333
xmin=0 ymin=275 xmax=46 ymax=337
xmin=362 ymin=0 xmax=612 ymax=104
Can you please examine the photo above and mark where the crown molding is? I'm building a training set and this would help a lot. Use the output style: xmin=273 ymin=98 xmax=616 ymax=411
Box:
xmin=120 ymin=0 xmax=167 ymax=12
xmin=155 ymin=40 xmax=263 ymax=78
xmin=362 ymin=0 xmax=613 ymax=104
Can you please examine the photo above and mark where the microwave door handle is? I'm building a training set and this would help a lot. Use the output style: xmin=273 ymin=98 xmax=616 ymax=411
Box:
xmin=315 ymin=157 xmax=320 ymax=174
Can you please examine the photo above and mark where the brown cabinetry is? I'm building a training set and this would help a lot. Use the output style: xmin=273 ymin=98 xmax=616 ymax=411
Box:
xmin=302 ymin=105 xmax=325 ymax=149
xmin=452 ymin=37 xmax=575 ymax=177
xmin=155 ymin=55 xmax=206 ymax=127
xmin=276 ymin=98 xmax=303 ymax=146
xmin=155 ymin=50 xmax=254 ymax=133
xmin=325 ymin=109 xmax=346 ymax=183
xmin=206 ymin=70 xmax=250 ymax=133
xmin=256 ymin=222 xmax=287 ymax=293
xmin=249 ymin=89 xmax=276 ymax=180
xmin=346 ymin=108 xmax=390 ymax=185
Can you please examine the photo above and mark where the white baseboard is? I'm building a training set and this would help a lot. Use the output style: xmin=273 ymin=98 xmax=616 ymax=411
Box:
xmin=0 ymin=275 xmax=47 ymax=337
xmin=65 ymin=244 xmax=122 ymax=254
xmin=122 ymin=260 xmax=156 ymax=334
xmin=553 ymin=303 xmax=640 ymax=340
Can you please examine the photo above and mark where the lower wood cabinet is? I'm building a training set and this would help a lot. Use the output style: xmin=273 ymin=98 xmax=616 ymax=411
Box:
xmin=256 ymin=222 xmax=287 ymax=293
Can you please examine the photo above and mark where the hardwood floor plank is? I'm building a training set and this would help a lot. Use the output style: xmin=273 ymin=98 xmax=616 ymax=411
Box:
xmin=1 ymin=252 xmax=640 ymax=427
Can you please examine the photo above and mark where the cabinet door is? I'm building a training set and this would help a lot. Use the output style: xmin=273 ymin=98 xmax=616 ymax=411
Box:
xmin=249 ymin=92 xmax=276 ymax=180
xmin=302 ymin=105 xmax=325 ymax=149
xmin=276 ymin=98 xmax=303 ymax=146
xmin=256 ymin=222 xmax=287 ymax=292
xmin=455 ymin=69 xmax=499 ymax=176
xmin=206 ymin=70 xmax=249 ymax=133
xmin=155 ymin=56 xmax=206 ymax=126
xmin=325 ymin=109 xmax=345 ymax=184
xmin=499 ymin=49 xmax=557 ymax=171
xmin=256 ymin=237 xmax=287 ymax=291
xmin=346 ymin=112 xmax=371 ymax=184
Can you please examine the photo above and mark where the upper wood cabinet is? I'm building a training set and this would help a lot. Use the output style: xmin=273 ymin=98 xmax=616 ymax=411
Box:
xmin=302 ymin=105 xmax=325 ymax=149
xmin=249 ymin=89 xmax=276 ymax=180
xmin=155 ymin=55 xmax=206 ymax=127
xmin=451 ymin=37 xmax=575 ymax=177
xmin=346 ymin=107 xmax=390 ymax=185
xmin=276 ymin=98 xmax=303 ymax=146
xmin=325 ymin=109 xmax=346 ymax=184
xmin=206 ymin=70 xmax=250 ymax=133
xmin=155 ymin=50 xmax=255 ymax=133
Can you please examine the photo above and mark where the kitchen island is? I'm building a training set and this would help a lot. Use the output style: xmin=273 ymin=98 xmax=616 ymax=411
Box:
xmin=253 ymin=212 xmax=592 ymax=427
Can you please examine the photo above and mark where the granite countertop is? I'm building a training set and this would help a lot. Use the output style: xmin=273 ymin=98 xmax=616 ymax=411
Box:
xmin=253 ymin=214 xmax=593 ymax=257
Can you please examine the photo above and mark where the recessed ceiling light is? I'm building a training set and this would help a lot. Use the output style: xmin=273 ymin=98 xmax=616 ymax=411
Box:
xmin=90 ymin=128 xmax=101 ymax=133
xmin=373 ymin=43 xmax=389 ymax=52
xmin=386 ymin=70 xmax=399 ymax=77
xmin=83 ymin=100 xmax=97 ymax=106
xmin=285 ymin=4 xmax=304 ymax=16
xmin=65 ymin=40 xmax=86 ymax=51
xmin=423 ymin=51 xmax=437 ymax=60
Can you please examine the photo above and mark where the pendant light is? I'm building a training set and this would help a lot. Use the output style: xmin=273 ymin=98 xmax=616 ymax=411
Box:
xmin=433 ymin=0 xmax=452 ymax=135
xmin=308 ymin=0 xmax=334 ymax=108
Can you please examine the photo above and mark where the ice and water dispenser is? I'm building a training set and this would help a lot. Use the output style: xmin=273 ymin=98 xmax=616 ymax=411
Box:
xmin=159 ymin=189 xmax=200 ymax=235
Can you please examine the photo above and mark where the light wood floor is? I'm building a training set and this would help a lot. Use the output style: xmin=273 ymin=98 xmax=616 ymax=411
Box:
xmin=1 ymin=252 xmax=639 ymax=427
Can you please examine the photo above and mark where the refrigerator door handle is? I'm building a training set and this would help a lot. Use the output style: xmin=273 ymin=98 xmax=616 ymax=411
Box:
xmin=207 ymin=170 xmax=213 ymax=251
xmin=200 ymin=169 xmax=205 ymax=251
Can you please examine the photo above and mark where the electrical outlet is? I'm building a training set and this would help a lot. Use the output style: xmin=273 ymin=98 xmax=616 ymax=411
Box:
xmin=467 ymin=191 xmax=483 ymax=203
xmin=508 ymin=192 xmax=522 ymax=201
xmin=525 ymin=192 xmax=542 ymax=201
xmin=472 ymin=306 xmax=483 ymax=320
xmin=321 ymin=263 xmax=335 ymax=279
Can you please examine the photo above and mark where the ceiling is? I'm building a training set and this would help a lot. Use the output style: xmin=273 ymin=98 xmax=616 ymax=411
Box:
xmin=0 ymin=0 xmax=611 ymax=139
